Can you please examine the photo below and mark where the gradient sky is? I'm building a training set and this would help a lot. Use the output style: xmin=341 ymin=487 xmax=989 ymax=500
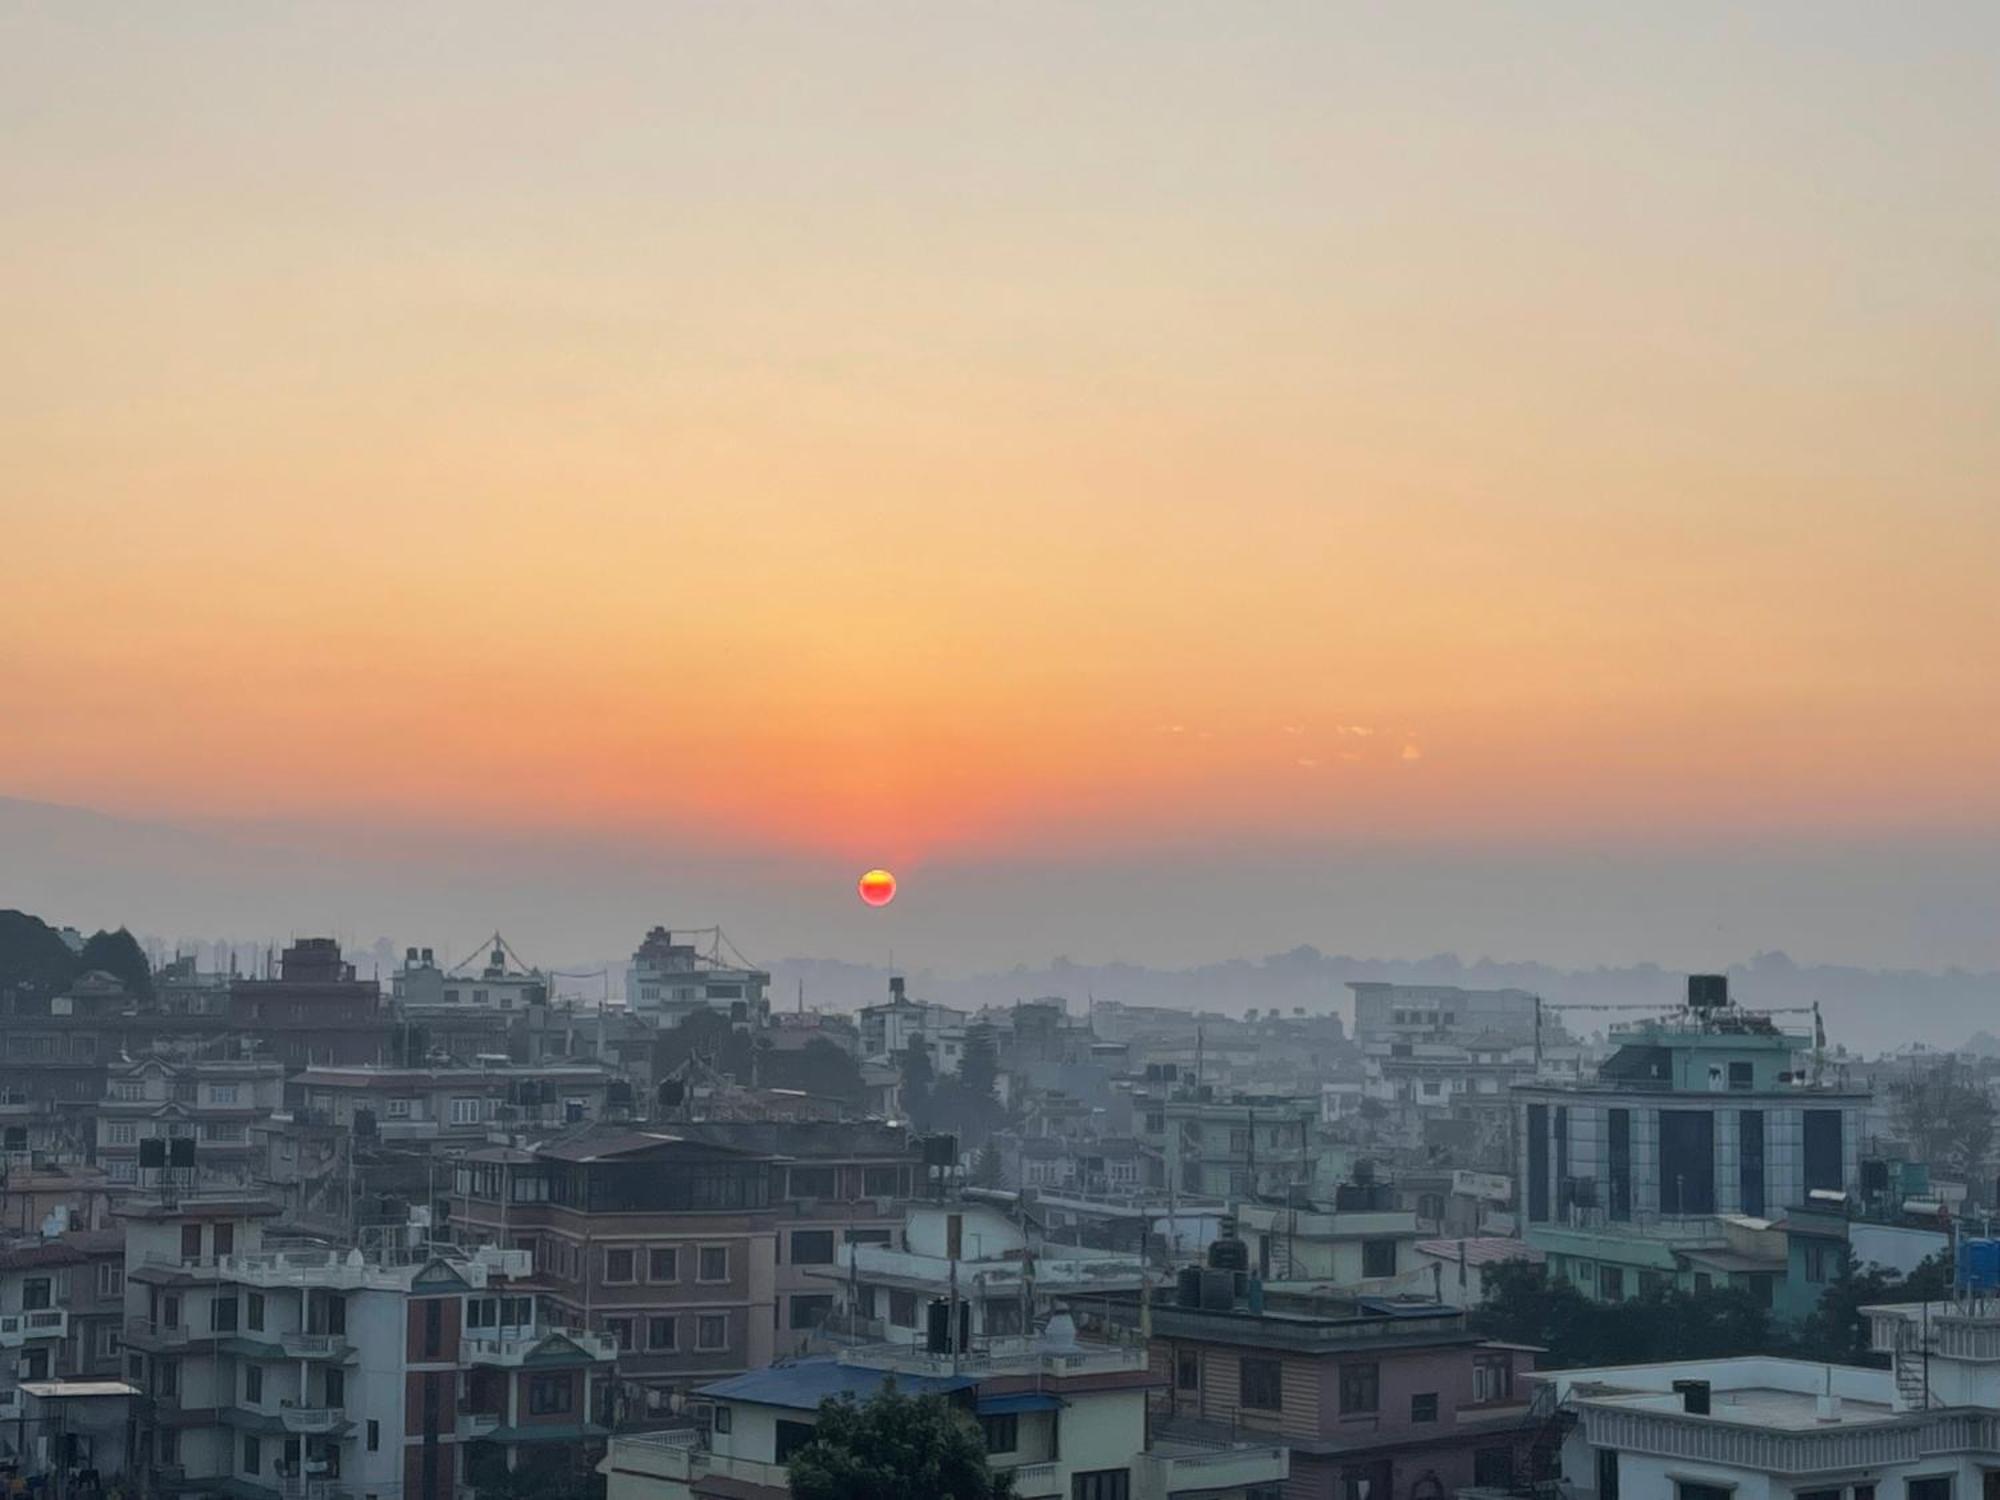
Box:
xmin=4 ymin=4 xmax=1998 ymax=967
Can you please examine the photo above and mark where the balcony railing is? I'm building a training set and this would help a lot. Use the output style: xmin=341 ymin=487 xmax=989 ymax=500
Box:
xmin=1005 ymin=1462 xmax=1061 ymax=1497
xmin=126 ymin=1315 xmax=205 ymax=1347
xmin=0 ymin=1310 xmax=68 ymax=1345
xmin=1136 ymin=1442 xmax=1289 ymax=1500
xmin=463 ymin=1327 xmax=618 ymax=1365
xmin=279 ymin=1406 xmax=346 ymax=1434
xmin=281 ymin=1332 xmax=351 ymax=1360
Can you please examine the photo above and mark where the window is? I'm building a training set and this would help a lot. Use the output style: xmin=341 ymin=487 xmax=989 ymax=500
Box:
xmin=384 ymin=1098 xmax=412 ymax=1119
xmin=244 ymin=1365 xmax=263 ymax=1404
xmin=1672 ymin=1488 xmax=1732 ymax=1500
xmin=712 ymin=1406 xmax=732 ymax=1434
xmin=889 ymin=1290 xmax=918 ymax=1327
xmin=366 ymin=1420 xmax=379 ymax=1453
xmin=604 ymin=1249 xmax=636 ymax=1283
xmin=698 ymin=1246 xmax=729 ymax=1282
xmin=1726 ymin=1061 xmax=1753 ymax=1090
xmin=791 ymin=1295 xmax=834 ymax=1331
xmin=1072 ymin=1470 xmax=1130 ymax=1500
xmin=114 ymin=1082 xmax=144 ymax=1102
xmin=1410 ymin=1392 xmax=1438 ymax=1423
xmin=449 ymin=1097 xmax=481 ymax=1125
xmin=774 ymin=1420 xmax=818 ymax=1464
xmin=981 ymin=1414 xmax=1018 ymax=1454
xmin=1472 ymin=1449 xmax=1513 ymax=1488
xmin=181 ymin=1224 xmax=203 ymax=1262
xmin=160 ymin=1294 xmax=181 ymax=1330
xmin=648 ymin=1316 xmax=677 ymax=1351
xmin=1904 ymin=1482 xmax=1951 ymax=1500
xmin=1596 ymin=1447 xmax=1619 ymax=1500
xmin=1176 ymin=1349 xmax=1198 ymax=1391
xmin=788 ymin=1166 xmax=837 ymax=1199
xmin=527 ymin=1375 xmax=573 ymax=1415
xmin=211 ymin=1085 xmax=238 ymax=1105
xmin=211 ymin=1296 xmax=239 ymax=1333
xmin=696 ymin=1314 xmax=727 ymax=1350
xmin=1239 ymin=1357 xmax=1283 ymax=1411
xmin=1601 ymin=1265 xmax=1625 ymax=1300
xmin=1795 ymin=1490 xmax=1841 ymax=1500
xmin=243 ymin=1436 xmax=261 ymax=1476
xmin=1338 ymin=1362 xmax=1378 ymax=1415
xmin=96 ymin=1324 xmax=120 ymax=1359
xmin=1361 ymin=1239 xmax=1397 ymax=1278
xmin=22 ymin=1279 xmax=51 ymax=1311
xmin=213 ymin=1223 xmax=234 ymax=1257
xmin=1473 ymin=1354 xmax=1514 ymax=1404
xmin=862 ymin=1166 xmax=905 ymax=1197
xmin=325 ymin=1367 xmax=345 ymax=1410
xmin=1805 ymin=1242 xmax=1841 ymax=1284
xmin=108 ymin=1123 xmax=136 ymax=1145
xmin=605 ymin=1317 xmax=633 ymax=1351
xmin=790 ymin=1230 xmax=835 ymax=1265
xmin=846 ymin=1228 xmax=893 ymax=1246
xmin=649 ymin=1247 xmax=678 ymax=1282
xmin=245 ymin=1291 xmax=264 ymax=1331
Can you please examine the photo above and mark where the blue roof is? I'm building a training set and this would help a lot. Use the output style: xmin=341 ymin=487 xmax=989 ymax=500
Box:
xmin=700 ymin=1359 xmax=976 ymax=1411
xmin=975 ymin=1392 xmax=1063 ymax=1416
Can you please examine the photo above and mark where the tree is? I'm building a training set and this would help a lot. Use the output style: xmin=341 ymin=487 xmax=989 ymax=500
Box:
xmin=973 ymin=1140 xmax=1005 ymax=1188
xmin=1795 ymin=1250 xmax=1955 ymax=1366
xmin=78 ymin=926 xmax=152 ymax=999
xmin=1892 ymin=1059 xmax=1996 ymax=1180
xmin=0 ymin=911 xmax=79 ymax=1000
xmin=763 ymin=1038 xmax=867 ymax=1110
xmin=1472 ymin=1261 xmax=1776 ymax=1370
xmin=787 ymin=1383 xmax=1015 ymax=1500
xmin=958 ymin=1023 xmax=1000 ymax=1100
xmin=900 ymin=1043 xmax=935 ymax=1130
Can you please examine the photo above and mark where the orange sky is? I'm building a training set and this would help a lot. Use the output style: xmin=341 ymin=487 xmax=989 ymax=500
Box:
xmin=5 ymin=4 xmax=1997 ymax=871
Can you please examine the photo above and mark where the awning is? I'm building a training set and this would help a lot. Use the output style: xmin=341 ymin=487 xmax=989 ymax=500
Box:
xmin=976 ymin=1393 xmax=1063 ymax=1416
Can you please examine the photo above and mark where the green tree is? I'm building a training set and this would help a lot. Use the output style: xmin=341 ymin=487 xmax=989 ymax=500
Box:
xmin=958 ymin=1023 xmax=1000 ymax=1099
xmin=0 ymin=911 xmax=79 ymax=1000
xmin=1794 ymin=1250 xmax=1955 ymax=1366
xmin=763 ymin=1038 xmax=867 ymax=1110
xmin=1473 ymin=1261 xmax=1776 ymax=1370
xmin=77 ymin=927 xmax=153 ymax=1000
xmin=787 ymin=1384 xmax=1014 ymax=1500
xmin=900 ymin=1044 xmax=935 ymax=1130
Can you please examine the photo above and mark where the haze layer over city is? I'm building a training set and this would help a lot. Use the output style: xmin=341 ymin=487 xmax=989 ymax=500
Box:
xmin=4 ymin=7 xmax=1999 ymax=1500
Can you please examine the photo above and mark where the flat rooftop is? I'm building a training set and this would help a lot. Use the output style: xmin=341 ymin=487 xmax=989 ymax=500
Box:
xmin=1580 ymin=1384 xmax=1897 ymax=1431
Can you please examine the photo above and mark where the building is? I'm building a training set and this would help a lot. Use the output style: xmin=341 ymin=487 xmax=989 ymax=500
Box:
xmin=624 ymin=929 xmax=770 ymax=1030
xmin=1528 ymin=1296 xmax=2000 ymax=1500
xmin=1513 ymin=976 xmax=1871 ymax=1317
xmin=0 ymin=1228 xmax=128 ymax=1399
xmin=822 ymin=1201 xmax=1147 ymax=1348
xmin=225 ymin=939 xmax=392 ymax=1070
xmin=856 ymin=978 xmax=966 ymax=1064
xmin=1411 ymin=1238 xmax=1544 ymax=1309
xmin=1118 ymin=1260 xmax=1543 ymax=1500
xmin=283 ymin=1060 xmax=618 ymax=1144
xmin=1136 ymin=1091 xmax=1317 ymax=1203
xmin=96 ymin=1055 xmax=288 ymax=1189
xmin=1233 ymin=1194 xmax=1428 ymax=1290
xmin=602 ymin=1326 xmax=1287 ymax=1500
xmin=1347 ymin=984 xmax=1544 ymax=1050
xmin=119 ymin=1189 xmax=602 ymax=1500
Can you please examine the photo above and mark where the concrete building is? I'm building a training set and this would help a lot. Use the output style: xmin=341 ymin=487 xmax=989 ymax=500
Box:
xmin=96 ymin=1055 xmax=288 ymax=1189
xmin=1233 ymin=1197 xmax=1428 ymax=1290
xmin=1120 ymin=1271 xmax=1543 ymax=1500
xmin=120 ymin=1189 xmax=599 ymax=1500
xmin=1513 ymin=976 xmax=1871 ymax=1319
xmin=1528 ymin=1297 xmax=2000 ymax=1500
xmin=624 ymin=929 xmax=770 ymax=1030
xmin=856 ymin=978 xmax=966 ymax=1064
xmin=1347 ymin=984 xmax=1544 ymax=1050
xmin=1136 ymin=1091 xmax=1317 ymax=1204
xmin=602 ymin=1329 xmax=1286 ymax=1500
xmin=286 ymin=1060 xmax=618 ymax=1142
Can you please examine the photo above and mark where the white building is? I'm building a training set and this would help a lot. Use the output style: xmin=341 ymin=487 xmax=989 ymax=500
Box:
xmin=1347 ymin=982 xmax=1545 ymax=1049
xmin=857 ymin=978 xmax=967 ymax=1064
xmin=1532 ymin=1300 xmax=2000 ymax=1500
xmin=393 ymin=935 xmax=548 ymax=1013
xmin=625 ymin=928 xmax=771 ymax=1029
xmin=602 ymin=1326 xmax=1286 ymax=1500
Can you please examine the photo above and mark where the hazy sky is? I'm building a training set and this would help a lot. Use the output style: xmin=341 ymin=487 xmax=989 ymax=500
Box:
xmin=4 ymin=5 xmax=1998 ymax=968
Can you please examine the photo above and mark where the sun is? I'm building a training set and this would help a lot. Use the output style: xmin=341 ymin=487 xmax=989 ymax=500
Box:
xmin=857 ymin=869 xmax=897 ymax=907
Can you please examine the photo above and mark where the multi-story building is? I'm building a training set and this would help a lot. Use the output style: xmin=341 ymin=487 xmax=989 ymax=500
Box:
xmin=624 ymin=929 xmax=770 ymax=1030
xmin=603 ymin=1329 xmax=1287 ymax=1500
xmin=1347 ymin=983 xmax=1544 ymax=1050
xmin=225 ymin=939 xmax=392 ymax=1070
xmin=285 ymin=1060 xmax=618 ymax=1142
xmin=0 ymin=1228 xmax=127 ymax=1398
xmin=120 ymin=1189 xmax=609 ymax=1500
xmin=1136 ymin=1091 xmax=1317 ymax=1203
xmin=96 ymin=1055 xmax=288 ymax=1189
xmin=1513 ymin=975 xmax=1872 ymax=1318
xmin=1530 ymin=1298 xmax=2000 ymax=1500
xmin=856 ymin=978 xmax=965 ymax=1064
xmin=451 ymin=1121 xmax=926 ymax=1417
xmin=1233 ymin=1195 xmax=1428 ymax=1289
xmin=1121 ymin=1258 xmax=1542 ymax=1500
xmin=824 ymin=1202 xmax=1147 ymax=1347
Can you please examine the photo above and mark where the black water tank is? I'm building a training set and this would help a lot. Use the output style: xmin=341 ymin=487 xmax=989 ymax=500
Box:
xmin=926 ymin=1299 xmax=952 ymax=1354
xmin=1199 ymin=1268 xmax=1235 ymax=1311
xmin=1209 ymin=1232 xmax=1250 ymax=1273
xmin=1672 ymin=1379 xmax=1711 ymax=1415
xmin=1688 ymin=975 xmax=1729 ymax=1010
xmin=1177 ymin=1266 xmax=1204 ymax=1308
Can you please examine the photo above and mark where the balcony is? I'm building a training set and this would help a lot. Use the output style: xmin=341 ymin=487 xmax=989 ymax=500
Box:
xmin=0 ymin=1310 xmax=68 ymax=1346
xmin=462 ymin=1327 xmax=618 ymax=1366
xmin=126 ymin=1315 xmax=207 ymax=1349
xmin=278 ymin=1474 xmax=351 ymax=1500
xmin=279 ymin=1406 xmax=346 ymax=1434
xmin=1002 ymin=1462 xmax=1062 ymax=1497
xmin=460 ymin=1411 xmax=502 ymax=1439
xmin=281 ymin=1332 xmax=352 ymax=1360
xmin=602 ymin=1434 xmax=787 ymax=1490
xmin=1136 ymin=1441 xmax=1290 ymax=1500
